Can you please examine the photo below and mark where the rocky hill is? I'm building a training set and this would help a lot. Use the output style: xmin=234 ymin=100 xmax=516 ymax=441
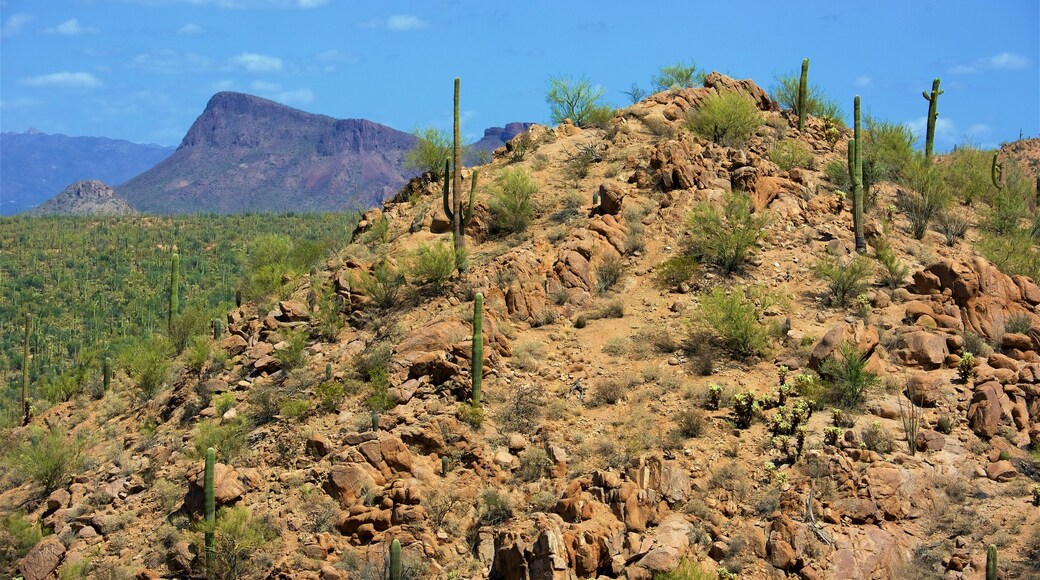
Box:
xmin=4 ymin=73 xmax=1040 ymax=580
xmin=25 ymin=180 xmax=137 ymax=216
xmin=467 ymin=122 xmax=537 ymax=165
xmin=0 ymin=129 xmax=173 ymax=216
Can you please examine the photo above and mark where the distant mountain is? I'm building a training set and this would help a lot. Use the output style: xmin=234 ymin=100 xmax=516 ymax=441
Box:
xmin=466 ymin=122 xmax=535 ymax=165
xmin=117 ymin=92 xmax=419 ymax=214
xmin=0 ymin=129 xmax=173 ymax=215
xmin=27 ymin=180 xmax=137 ymax=216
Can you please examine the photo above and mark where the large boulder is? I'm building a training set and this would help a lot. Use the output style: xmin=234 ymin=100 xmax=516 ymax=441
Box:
xmin=184 ymin=461 xmax=246 ymax=513
xmin=18 ymin=536 xmax=65 ymax=580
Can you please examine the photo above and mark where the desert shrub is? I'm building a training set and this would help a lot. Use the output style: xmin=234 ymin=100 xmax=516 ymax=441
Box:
xmin=169 ymin=303 xmax=211 ymax=355
xmin=499 ymin=384 xmax=545 ymax=434
xmin=986 ymin=185 xmax=1030 ymax=235
xmin=584 ymin=104 xmax=616 ymax=130
xmin=489 ymin=167 xmax=538 ymax=234
xmin=934 ymin=210 xmax=970 ymax=246
xmin=602 ymin=337 xmax=628 ymax=356
xmin=457 ymin=402 xmax=484 ymax=428
xmin=198 ymin=506 xmax=277 ymax=580
xmin=4 ymin=426 xmax=85 ymax=493
xmin=352 ymin=260 xmax=404 ymax=309
xmin=121 ymin=335 xmax=172 ymax=400
xmin=874 ymin=241 xmax=910 ymax=288
xmin=279 ymin=398 xmax=310 ymax=420
xmin=595 ymin=253 xmax=625 ymax=294
xmin=686 ymin=191 xmax=769 ymax=275
xmin=819 ymin=342 xmax=879 ymax=409
xmin=214 ymin=393 xmax=235 ymax=416
xmin=936 ymin=414 xmax=955 ymax=434
xmin=404 ymin=126 xmax=452 ymax=178
xmin=590 ymin=377 xmax=629 ymax=406
xmin=861 ymin=421 xmax=894 ymax=453
xmin=314 ymin=381 xmax=347 ymax=413
xmin=274 ymin=329 xmax=308 ymax=370
xmin=515 ymin=448 xmax=551 ymax=482
xmin=1 ymin=512 xmax=42 ymax=563
xmin=407 ymin=241 xmax=457 ymax=288
xmin=185 ymin=336 xmax=212 ymax=373
xmin=980 ymin=229 xmax=1040 ymax=282
xmin=962 ymin=332 xmax=992 ymax=357
xmin=653 ymin=559 xmax=715 ymax=580
xmin=652 ymin=60 xmax=702 ymax=91
xmin=825 ymin=159 xmax=852 ymax=192
xmin=813 ymin=255 xmax=874 ymax=306
xmin=864 ymin=116 xmax=915 ymax=184
xmin=1006 ymin=313 xmax=1033 ymax=334
xmin=675 ymin=408 xmax=707 ymax=438
xmin=623 ymin=83 xmax=649 ymax=104
xmin=642 ymin=116 xmax=676 ymax=138
xmin=478 ymin=488 xmax=513 ymax=526
xmin=190 ymin=417 xmax=250 ymax=463
xmin=768 ymin=139 xmax=814 ymax=171
xmin=771 ymin=73 xmax=845 ymax=126
xmin=247 ymin=383 xmax=283 ymax=425
xmin=685 ymin=92 xmax=763 ymax=148
xmin=943 ymin=145 xmax=992 ymax=205
xmin=696 ymin=286 xmax=779 ymax=358
xmin=546 ymin=75 xmax=606 ymax=127
xmin=566 ymin=142 xmax=602 ymax=181
xmin=655 ymin=256 xmax=699 ymax=290
xmin=897 ymin=154 xmax=950 ymax=239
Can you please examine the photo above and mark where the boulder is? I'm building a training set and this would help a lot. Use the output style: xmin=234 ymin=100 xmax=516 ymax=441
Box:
xmin=915 ymin=430 xmax=946 ymax=452
xmin=985 ymin=460 xmax=1017 ymax=481
xmin=967 ymin=382 xmax=1005 ymax=439
xmin=324 ymin=464 xmax=378 ymax=507
xmin=184 ymin=461 xmax=246 ymax=513
xmin=905 ymin=373 xmax=941 ymax=407
xmin=899 ymin=331 xmax=949 ymax=369
xmin=598 ymin=181 xmax=625 ymax=215
xmin=18 ymin=536 xmax=65 ymax=580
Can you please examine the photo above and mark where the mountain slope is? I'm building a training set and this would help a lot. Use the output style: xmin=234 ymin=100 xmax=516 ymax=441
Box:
xmin=0 ymin=130 xmax=173 ymax=215
xmin=116 ymin=92 xmax=418 ymax=214
xmin=25 ymin=180 xmax=137 ymax=216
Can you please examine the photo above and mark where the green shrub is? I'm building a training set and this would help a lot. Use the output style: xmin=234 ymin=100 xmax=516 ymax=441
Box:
xmin=655 ymin=256 xmax=699 ymax=290
xmin=169 ymin=303 xmax=211 ymax=355
xmin=489 ymin=167 xmax=538 ymax=234
xmin=861 ymin=421 xmax=894 ymax=453
xmin=198 ymin=506 xmax=277 ymax=580
xmin=478 ymin=488 xmax=512 ymax=526
xmin=696 ymin=286 xmax=778 ymax=358
xmin=584 ymin=104 xmax=616 ymax=130
xmin=986 ymin=185 xmax=1030 ymax=235
xmin=864 ymin=116 xmax=915 ymax=183
xmin=825 ymin=159 xmax=852 ymax=192
xmin=595 ymin=253 xmax=625 ymax=294
xmin=185 ymin=336 xmax=212 ymax=373
xmin=355 ymin=343 xmax=393 ymax=382
xmin=407 ymin=241 xmax=457 ymax=288
xmin=515 ymin=448 xmax=551 ymax=482
xmin=875 ymin=243 xmax=910 ymax=288
xmin=457 ymin=401 xmax=484 ymax=428
xmin=279 ymin=398 xmax=310 ymax=420
xmin=897 ymin=154 xmax=950 ymax=239
xmin=675 ymin=408 xmax=707 ymax=438
xmin=768 ymin=139 xmax=814 ymax=171
xmin=652 ymin=60 xmax=702 ymax=91
xmin=545 ymin=75 xmax=606 ymax=126
xmin=685 ymin=92 xmax=763 ymax=148
xmin=980 ymin=229 xmax=1040 ymax=282
xmin=813 ymin=255 xmax=874 ymax=306
xmin=653 ymin=559 xmax=715 ymax=580
xmin=214 ymin=393 xmax=235 ymax=416
xmin=1006 ymin=313 xmax=1033 ymax=334
xmin=686 ymin=191 xmax=769 ymax=274
xmin=404 ymin=126 xmax=452 ymax=178
xmin=121 ymin=335 xmax=172 ymax=400
xmin=1 ymin=512 xmax=42 ymax=563
xmin=273 ymin=329 xmax=308 ymax=371
xmin=771 ymin=73 xmax=845 ymax=126
xmin=819 ymin=342 xmax=879 ymax=410
xmin=315 ymin=381 xmax=347 ymax=413
xmin=3 ymin=426 xmax=85 ymax=493
xmin=934 ymin=210 xmax=970 ymax=246
xmin=190 ymin=417 xmax=250 ymax=463
xmin=943 ymin=145 xmax=992 ymax=206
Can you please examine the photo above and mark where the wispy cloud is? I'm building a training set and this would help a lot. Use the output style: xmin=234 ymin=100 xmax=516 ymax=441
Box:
xmin=20 ymin=72 xmax=102 ymax=88
xmin=853 ymin=75 xmax=872 ymax=89
xmin=249 ymin=81 xmax=314 ymax=104
xmin=1 ymin=12 xmax=32 ymax=39
xmin=907 ymin=116 xmax=992 ymax=148
xmin=127 ymin=0 xmax=328 ymax=8
xmin=45 ymin=19 xmax=99 ymax=35
xmin=359 ymin=14 xmax=429 ymax=31
xmin=950 ymin=52 xmax=1031 ymax=74
xmin=130 ymin=50 xmax=214 ymax=73
xmin=316 ymin=49 xmax=359 ymax=63
xmin=230 ymin=52 xmax=283 ymax=72
xmin=177 ymin=23 xmax=204 ymax=35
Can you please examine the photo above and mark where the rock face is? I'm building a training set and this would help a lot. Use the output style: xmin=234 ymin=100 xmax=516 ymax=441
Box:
xmin=18 ymin=536 xmax=65 ymax=580
xmin=467 ymin=122 xmax=536 ymax=165
xmin=26 ymin=180 xmax=137 ymax=216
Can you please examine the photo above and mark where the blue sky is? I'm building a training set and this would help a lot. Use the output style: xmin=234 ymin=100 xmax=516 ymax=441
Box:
xmin=1 ymin=0 xmax=1037 ymax=151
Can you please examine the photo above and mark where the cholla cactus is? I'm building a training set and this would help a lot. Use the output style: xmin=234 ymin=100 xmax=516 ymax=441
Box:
xmin=732 ymin=390 xmax=758 ymax=428
xmin=958 ymin=352 xmax=976 ymax=383
xmin=706 ymin=384 xmax=723 ymax=411
xmin=824 ymin=426 xmax=843 ymax=446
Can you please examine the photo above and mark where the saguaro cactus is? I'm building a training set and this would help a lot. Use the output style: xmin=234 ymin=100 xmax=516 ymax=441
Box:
xmin=442 ymin=160 xmax=478 ymax=236
xmin=168 ymin=252 xmax=180 ymax=333
xmin=204 ymin=447 xmax=216 ymax=574
xmin=991 ymin=153 xmax=1005 ymax=191
xmin=389 ymin=539 xmax=402 ymax=580
xmin=472 ymin=293 xmax=484 ymax=404
xmin=22 ymin=313 xmax=30 ymax=426
xmin=986 ymin=544 xmax=997 ymax=580
xmin=451 ymin=78 xmax=464 ymax=251
xmin=103 ymin=356 xmax=112 ymax=391
xmin=797 ymin=58 xmax=809 ymax=132
xmin=849 ymin=96 xmax=866 ymax=253
xmin=921 ymin=78 xmax=943 ymax=160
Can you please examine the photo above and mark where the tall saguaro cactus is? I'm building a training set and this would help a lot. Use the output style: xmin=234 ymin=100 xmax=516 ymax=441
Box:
xmin=921 ymin=78 xmax=943 ymax=160
xmin=991 ymin=153 xmax=1005 ymax=191
xmin=797 ymin=58 xmax=809 ymax=132
xmin=22 ymin=313 xmax=31 ymax=426
xmin=849 ymin=96 xmax=866 ymax=253
xmin=472 ymin=293 xmax=484 ymax=405
xmin=204 ymin=447 xmax=216 ymax=574
xmin=168 ymin=252 xmax=180 ymax=334
xmin=451 ymin=77 xmax=464 ymax=251
xmin=103 ymin=356 xmax=112 ymax=391
xmin=986 ymin=544 xmax=997 ymax=580
xmin=389 ymin=539 xmax=402 ymax=580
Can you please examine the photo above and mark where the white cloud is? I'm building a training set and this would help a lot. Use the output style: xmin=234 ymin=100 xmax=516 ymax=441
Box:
xmin=20 ymin=71 xmax=102 ymax=88
xmin=360 ymin=14 xmax=429 ymax=31
xmin=45 ymin=19 xmax=99 ymax=35
xmin=230 ymin=52 xmax=283 ymax=72
xmin=907 ymin=116 xmax=993 ymax=149
xmin=317 ymin=49 xmax=359 ymax=63
xmin=211 ymin=79 xmax=235 ymax=91
xmin=951 ymin=51 xmax=1031 ymax=74
xmin=1 ymin=12 xmax=32 ymax=39
xmin=247 ymin=80 xmax=314 ymax=104
xmin=130 ymin=50 xmax=213 ymax=73
xmin=852 ymin=75 xmax=872 ymax=88
xmin=250 ymin=80 xmax=281 ymax=92
xmin=127 ymin=0 xmax=328 ymax=8
xmin=177 ymin=23 xmax=204 ymax=35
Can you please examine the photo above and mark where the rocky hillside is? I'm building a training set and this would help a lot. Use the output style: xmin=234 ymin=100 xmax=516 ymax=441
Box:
xmin=25 ymin=180 xmax=137 ymax=216
xmin=4 ymin=73 xmax=1040 ymax=580
xmin=0 ymin=129 xmax=173 ymax=216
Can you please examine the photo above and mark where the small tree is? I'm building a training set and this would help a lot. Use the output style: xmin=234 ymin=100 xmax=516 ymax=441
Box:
xmin=686 ymin=191 xmax=769 ymax=274
xmin=407 ymin=241 xmax=457 ymax=289
xmin=652 ymin=60 xmax=702 ymax=91
xmin=685 ymin=91 xmax=763 ymax=148
xmin=546 ymin=75 xmax=606 ymax=126
xmin=489 ymin=167 xmax=538 ymax=233
xmin=404 ymin=126 xmax=452 ymax=179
